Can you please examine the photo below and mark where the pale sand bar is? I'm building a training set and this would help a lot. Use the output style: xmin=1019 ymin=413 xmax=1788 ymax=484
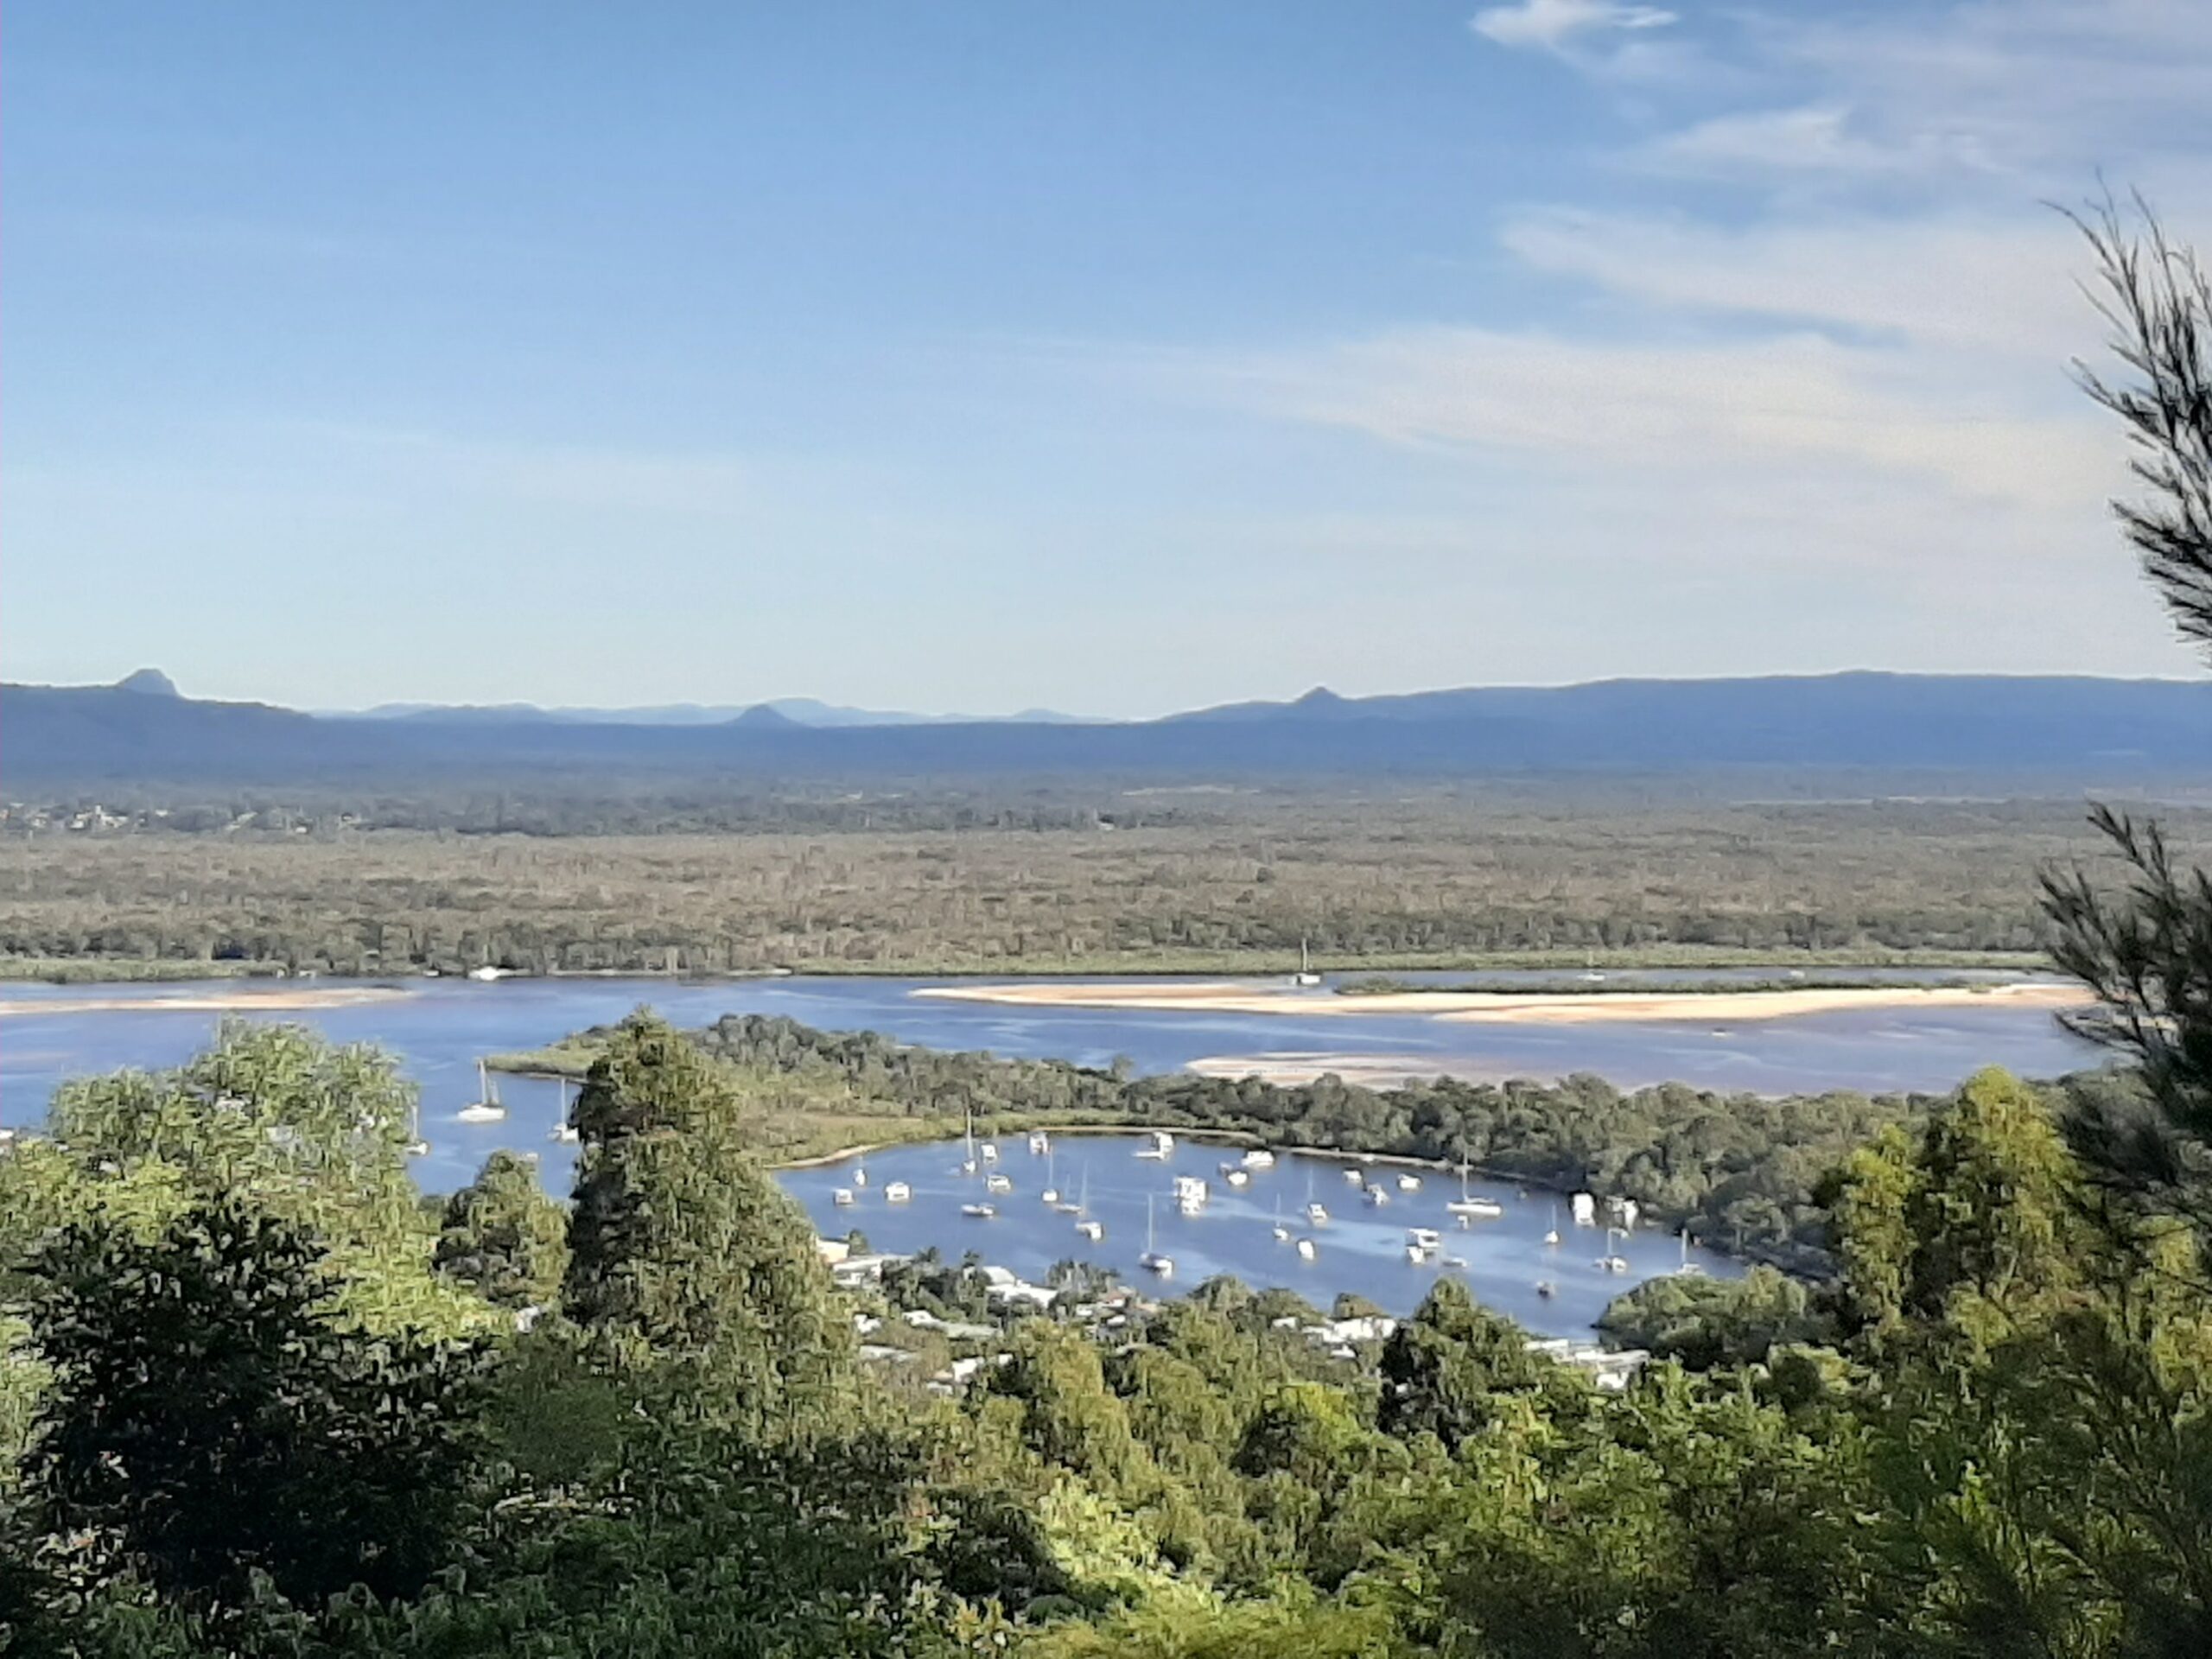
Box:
xmin=0 ymin=986 xmax=413 ymax=1019
xmin=1187 ymin=1052 xmax=1497 ymax=1089
xmin=915 ymin=979 xmax=2090 ymax=1025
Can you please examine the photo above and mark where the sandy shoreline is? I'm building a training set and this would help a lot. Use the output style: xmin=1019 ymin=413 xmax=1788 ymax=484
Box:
xmin=1185 ymin=1052 xmax=1507 ymax=1088
xmin=0 ymin=986 xmax=415 ymax=1019
xmin=914 ymin=979 xmax=2091 ymax=1025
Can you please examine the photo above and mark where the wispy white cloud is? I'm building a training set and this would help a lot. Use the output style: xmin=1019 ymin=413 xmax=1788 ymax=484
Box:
xmin=1125 ymin=325 xmax=2104 ymax=515
xmin=1632 ymin=105 xmax=1998 ymax=184
xmin=1497 ymin=207 xmax=2089 ymax=358
xmin=1471 ymin=0 xmax=1675 ymax=54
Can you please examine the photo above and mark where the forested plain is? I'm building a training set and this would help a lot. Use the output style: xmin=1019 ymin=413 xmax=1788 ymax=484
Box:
xmin=7 ymin=785 xmax=2196 ymax=977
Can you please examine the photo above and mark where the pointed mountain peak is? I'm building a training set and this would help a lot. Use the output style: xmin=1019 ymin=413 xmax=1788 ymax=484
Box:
xmin=116 ymin=668 xmax=181 ymax=697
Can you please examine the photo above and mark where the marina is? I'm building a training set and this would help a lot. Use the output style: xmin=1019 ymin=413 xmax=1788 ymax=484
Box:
xmin=779 ymin=1128 xmax=1740 ymax=1333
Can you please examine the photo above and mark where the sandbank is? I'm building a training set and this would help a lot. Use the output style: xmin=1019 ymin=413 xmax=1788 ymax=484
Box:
xmin=0 ymin=986 xmax=414 ymax=1019
xmin=913 ymin=979 xmax=2090 ymax=1025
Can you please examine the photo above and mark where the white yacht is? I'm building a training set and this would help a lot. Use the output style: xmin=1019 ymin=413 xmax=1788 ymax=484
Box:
xmin=404 ymin=1101 xmax=430 ymax=1158
xmin=1445 ymin=1160 xmax=1503 ymax=1220
xmin=1672 ymin=1230 xmax=1707 ymax=1277
xmin=457 ymin=1060 xmax=507 ymax=1124
xmin=1396 ymin=1173 xmax=1421 ymax=1192
xmin=1342 ymin=1166 xmax=1365 ymax=1185
xmin=1242 ymin=1148 xmax=1276 ymax=1169
xmin=1291 ymin=938 xmax=1323 ymax=988
xmin=1076 ymin=1217 xmax=1104 ymax=1241
xmin=1305 ymin=1201 xmax=1330 ymax=1224
xmin=1596 ymin=1226 xmax=1630 ymax=1272
xmin=884 ymin=1181 xmax=912 ymax=1204
xmin=546 ymin=1079 xmax=581 ymax=1145
xmin=833 ymin=1188 xmax=855 ymax=1207
xmin=1137 ymin=1130 xmax=1174 ymax=1160
xmin=1139 ymin=1195 xmax=1173 ymax=1275
xmin=1057 ymin=1166 xmax=1090 ymax=1217
xmin=962 ymin=1202 xmax=996 ymax=1219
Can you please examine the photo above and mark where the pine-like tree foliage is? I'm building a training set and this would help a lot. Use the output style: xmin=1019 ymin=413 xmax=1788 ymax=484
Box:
xmin=561 ymin=1011 xmax=853 ymax=1421
xmin=2044 ymin=200 xmax=2212 ymax=1249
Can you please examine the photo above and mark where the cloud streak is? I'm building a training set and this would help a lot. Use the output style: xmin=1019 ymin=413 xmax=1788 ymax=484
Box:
xmin=1471 ymin=0 xmax=1676 ymax=53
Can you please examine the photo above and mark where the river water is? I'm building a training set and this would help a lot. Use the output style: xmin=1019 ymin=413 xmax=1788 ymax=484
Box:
xmin=0 ymin=968 xmax=2096 ymax=1334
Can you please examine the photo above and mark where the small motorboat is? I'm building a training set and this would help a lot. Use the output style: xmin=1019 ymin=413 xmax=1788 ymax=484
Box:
xmin=1407 ymin=1227 xmax=1441 ymax=1248
xmin=833 ymin=1188 xmax=855 ymax=1207
xmin=1040 ymin=1187 xmax=1060 ymax=1205
xmin=1028 ymin=1130 xmax=1051 ymax=1154
xmin=884 ymin=1182 xmax=911 ymax=1204
xmin=1305 ymin=1202 xmax=1330 ymax=1224
xmin=1295 ymin=1237 xmax=1319 ymax=1261
xmin=1536 ymin=1281 xmax=1557 ymax=1298
xmin=1224 ymin=1168 xmax=1250 ymax=1187
xmin=1448 ymin=1198 xmax=1505 ymax=1221
xmin=1342 ymin=1167 xmax=1365 ymax=1185
xmin=1242 ymin=1148 xmax=1276 ymax=1168
xmin=1396 ymin=1173 xmax=1421 ymax=1192
xmin=962 ymin=1203 xmax=996 ymax=1219
xmin=980 ymin=1142 xmax=1000 ymax=1163
xmin=1405 ymin=1243 xmax=1429 ymax=1264
xmin=1076 ymin=1218 xmax=1104 ymax=1241
xmin=1364 ymin=1184 xmax=1391 ymax=1207
xmin=985 ymin=1173 xmax=1013 ymax=1194
xmin=1136 ymin=1131 xmax=1174 ymax=1160
xmin=1273 ymin=1224 xmax=1293 ymax=1243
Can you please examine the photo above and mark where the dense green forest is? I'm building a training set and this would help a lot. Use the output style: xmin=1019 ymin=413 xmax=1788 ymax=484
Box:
xmin=2 ymin=1009 xmax=2208 ymax=1657
xmin=4 ymin=789 xmax=2188 ymax=977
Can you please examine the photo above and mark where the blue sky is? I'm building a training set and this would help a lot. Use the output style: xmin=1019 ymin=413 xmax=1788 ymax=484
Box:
xmin=10 ymin=1 xmax=2212 ymax=715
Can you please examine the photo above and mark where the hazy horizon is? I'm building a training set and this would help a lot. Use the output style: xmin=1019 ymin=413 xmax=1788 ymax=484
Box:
xmin=11 ymin=2 xmax=2212 ymax=715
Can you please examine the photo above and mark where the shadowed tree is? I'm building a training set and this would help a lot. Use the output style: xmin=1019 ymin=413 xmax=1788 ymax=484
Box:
xmin=435 ymin=1147 xmax=569 ymax=1311
xmin=22 ymin=1201 xmax=485 ymax=1618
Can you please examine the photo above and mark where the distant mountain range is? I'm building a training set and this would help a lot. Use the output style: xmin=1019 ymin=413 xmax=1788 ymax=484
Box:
xmin=330 ymin=696 xmax=1096 ymax=728
xmin=8 ymin=669 xmax=2212 ymax=787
